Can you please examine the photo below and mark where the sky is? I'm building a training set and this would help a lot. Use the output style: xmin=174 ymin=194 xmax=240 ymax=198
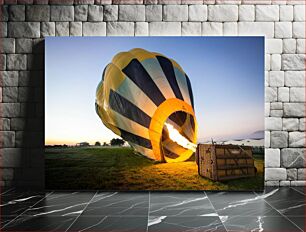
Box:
xmin=45 ymin=37 xmax=264 ymax=145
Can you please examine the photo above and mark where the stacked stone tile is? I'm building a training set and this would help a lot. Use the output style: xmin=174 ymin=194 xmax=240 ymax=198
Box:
xmin=0 ymin=0 xmax=305 ymax=187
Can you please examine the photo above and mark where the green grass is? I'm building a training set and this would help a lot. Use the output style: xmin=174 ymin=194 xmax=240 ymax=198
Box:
xmin=45 ymin=147 xmax=264 ymax=191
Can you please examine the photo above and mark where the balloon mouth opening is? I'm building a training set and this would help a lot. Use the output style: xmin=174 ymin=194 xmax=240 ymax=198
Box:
xmin=160 ymin=111 xmax=197 ymax=162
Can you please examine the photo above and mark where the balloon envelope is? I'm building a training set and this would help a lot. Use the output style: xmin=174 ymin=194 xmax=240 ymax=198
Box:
xmin=96 ymin=48 xmax=197 ymax=162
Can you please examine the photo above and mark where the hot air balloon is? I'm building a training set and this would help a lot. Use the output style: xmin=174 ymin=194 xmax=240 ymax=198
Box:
xmin=95 ymin=48 xmax=197 ymax=163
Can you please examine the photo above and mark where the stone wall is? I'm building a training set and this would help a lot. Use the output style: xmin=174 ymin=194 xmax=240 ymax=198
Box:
xmin=0 ymin=0 xmax=305 ymax=188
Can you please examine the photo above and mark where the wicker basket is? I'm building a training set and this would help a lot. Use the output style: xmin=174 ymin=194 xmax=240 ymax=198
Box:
xmin=196 ymin=144 xmax=257 ymax=181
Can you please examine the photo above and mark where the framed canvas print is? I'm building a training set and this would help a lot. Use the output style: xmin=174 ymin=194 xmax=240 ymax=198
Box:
xmin=45 ymin=37 xmax=264 ymax=191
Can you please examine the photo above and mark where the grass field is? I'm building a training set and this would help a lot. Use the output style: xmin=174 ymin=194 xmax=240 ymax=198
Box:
xmin=45 ymin=147 xmax=264 ymax=191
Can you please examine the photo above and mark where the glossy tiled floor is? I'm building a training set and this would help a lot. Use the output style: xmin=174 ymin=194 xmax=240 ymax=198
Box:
xmin=1 ymin=187 xmax=305 ymax=231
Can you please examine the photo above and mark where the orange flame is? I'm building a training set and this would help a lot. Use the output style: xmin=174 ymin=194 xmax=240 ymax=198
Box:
xmin=164 ymin=123 xmax=197 ymax=152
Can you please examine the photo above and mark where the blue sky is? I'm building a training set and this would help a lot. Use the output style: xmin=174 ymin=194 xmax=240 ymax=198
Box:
xmin=45 ymin=37 xmax=264 ymax=145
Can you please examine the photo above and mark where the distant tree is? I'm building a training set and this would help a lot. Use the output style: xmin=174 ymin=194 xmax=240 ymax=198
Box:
xmin=110 ymin=138 xmax=125 ymax=146
xmin=76 ymin=142 xmax=90 ymax=147
xmin=103 ymin=142 xmax=109 ymax=146
xmin=95 ymin=141 xmax=101 ymax=146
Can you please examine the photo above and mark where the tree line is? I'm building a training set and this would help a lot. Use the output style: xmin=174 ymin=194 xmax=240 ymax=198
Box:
xmin=94 ymin=138 xmax=125 ymax=147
